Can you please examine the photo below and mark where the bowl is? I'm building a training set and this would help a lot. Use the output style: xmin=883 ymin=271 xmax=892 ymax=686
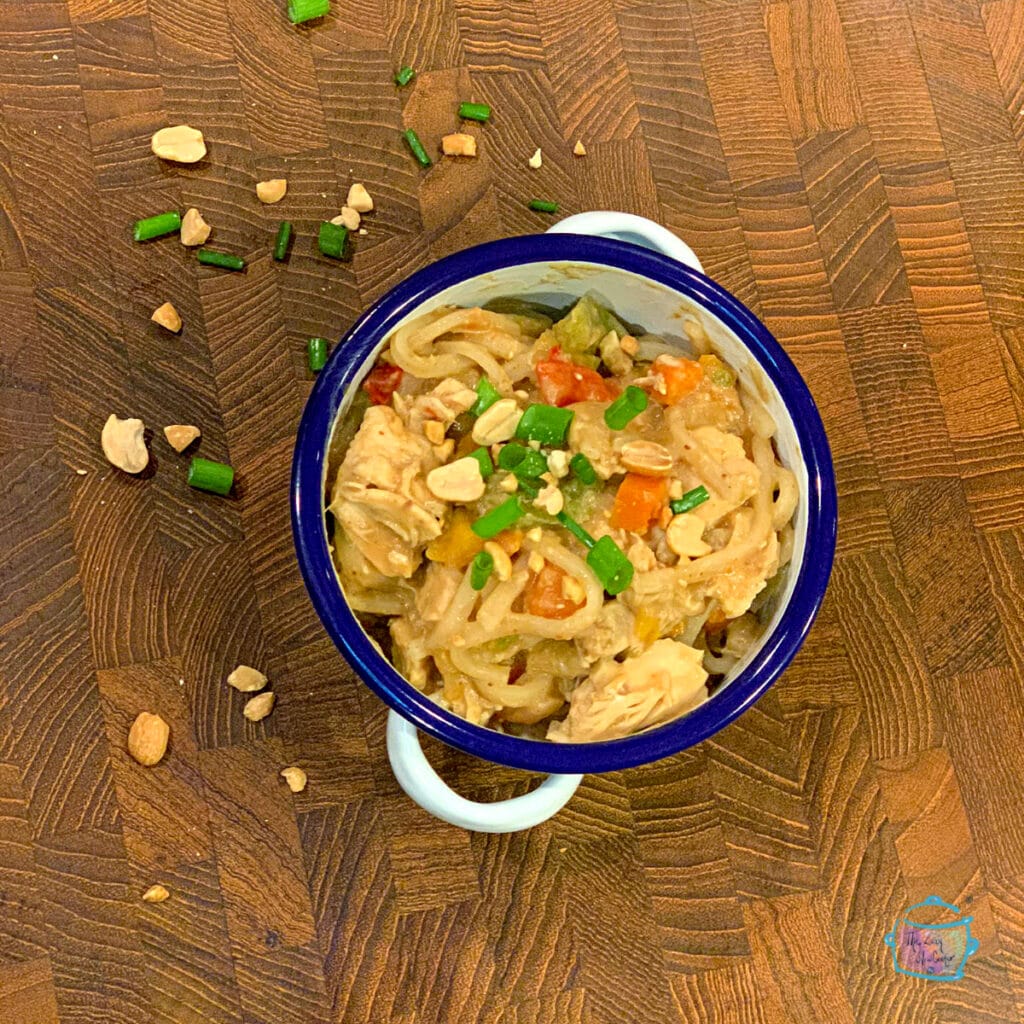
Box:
xmin=292 ymin=215 xmax=837 ymax=827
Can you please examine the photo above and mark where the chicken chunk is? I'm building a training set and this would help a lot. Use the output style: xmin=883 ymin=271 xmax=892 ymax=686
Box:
xmin=406 ymin=377 xmax=477 ymax=435
xmin=548 ymin=639 xmax=708 ymax=742
xmin=621 ymin=565 xmax=705 ymax=638
xmin=575 ymin=601 xmax=634 ymax=664
xmin=330 ymin=405 xmax=446 ymax=578
xmin=390 ymin=616 xmax=432 ymax=690
xmin=414 ymin=562 xmax=462 ymax=622
xmin=705 ymin=526 xmax=780 ymax=619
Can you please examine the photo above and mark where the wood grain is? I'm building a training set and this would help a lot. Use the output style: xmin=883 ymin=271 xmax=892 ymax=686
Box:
xmin=3 ymin=1 xmax=1024 ymax=1021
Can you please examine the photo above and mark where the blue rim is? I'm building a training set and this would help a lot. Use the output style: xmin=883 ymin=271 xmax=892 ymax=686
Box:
xmin=291 ymin=234 xmax=837 ymax=774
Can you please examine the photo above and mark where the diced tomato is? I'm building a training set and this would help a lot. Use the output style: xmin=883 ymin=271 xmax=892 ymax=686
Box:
xmin=609 ymin=473 xmax=668 ymax=533
xmin=536 ymin=352 xmax=618 ymax=407
xmin=363 ymin=364 xmax=404 ymax=404
xmin=650 ymin=354 xmax=703 ymax=405
xmin=523 ymin=561 xmax=585 ymax=619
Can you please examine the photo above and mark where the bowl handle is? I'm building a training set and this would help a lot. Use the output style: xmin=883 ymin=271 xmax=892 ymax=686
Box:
xmin=546 ymin=211 xmax=704 ymax=273
xmin=386 ymin=711 xmax=583 ymax=833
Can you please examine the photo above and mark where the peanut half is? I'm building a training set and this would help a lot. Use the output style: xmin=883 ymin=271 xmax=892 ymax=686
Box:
xmin=620 ymin=440 xmax=673 ymax=477
xmin=180 ymin=207 xmax=211 ymax=247
xmin=441 ymin=133 xmax=477 ymax=158
xmin=151 ymin=124 xmax=206 ymax=164
xmin=471 ymin=398 xmax=521 ymax=445
xmin=346 ymin=183 xmax=373 ymax=213
xmin=101 ymin=414 xmax=148 ymax=474
xmin=243 ymin=691 xmax=275 ymax=722
xmin=426 ymin=457 xmax=486 ymax=503
xmin=256 ymin=178 xmax=287 ymax=204
xmin=151 ymin=301 xmax=182 ymax=333
xmin=227 ymin=664 xmax=268 ymax=693
xmin=163 ymin=424 xmax=200 ymax=452
xmin=128 ymin=712 xmax=170 ymax=766
xmin=330 ymin=206 xmax=360 ymax=230
xmin=142 ymin=884 xmax=170 ymax=903
xmin=280 ymin=766 xmax=308 ymax=793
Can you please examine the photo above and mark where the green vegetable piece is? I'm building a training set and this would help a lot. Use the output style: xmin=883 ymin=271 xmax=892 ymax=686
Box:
xmin=318 ymin=221 xmax=348 ymax=259
xmin=546 ymin=295 xmax=622 ymax=369
xmin=470 ymin=550 xmax=495 ymax=590
xmin=604 ymin=385 xmax=647 ymax=430
xmin=528 ymin=199 xmax=558 ymax=214
xmin=515 ymin=403 xmax=574 ymax=446
xmin=133 ymin=211 xmax=181 ymax=242
xmin=197 ymin=248 xmax=246 ymax=271
xmin=403 ymin=128 xmax=432 ymax=167
xmin=395 ymin=66 xmax=416 ymax=87
xmin=187 ymin=456 xmax=234 ymax=496
xmin=569 ymin=452 xmax=597 ymax=485
xmin=273 ymin=221 xmax=292 ymax=261
xmin=497 ymin=443 xmax=547 ymax=479
xmin=458 ymin=101 xmax=491 ymax=122
xmin=288 ymin=0 xmax=330 ymax=24
xmin=555 ymin=510 xmax=595 ymax=550
xmin=307 ymin=337 xmax=329 ymax=373
xmin=470 ymin=378 xmax=501 ymax=416
xmin=586 ymin=535 xmax=634 ymax=596
xmin=466 ymin=446 xmax=494 ymax=479
xmin=471 ymin=497 xmax=524 ymax=539
xmin=670 ymin=485 xmax=710 ymax=516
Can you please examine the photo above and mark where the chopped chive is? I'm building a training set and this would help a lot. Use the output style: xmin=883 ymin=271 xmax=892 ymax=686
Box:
xmin=470 ymin=377 xmax=501 ymax=416
xmin=517 ymin=476 xmax=540 ymax=499
xmin=604 ymin=385 xmax=647 ymax=430
xmin=318 ymin=221 xmax=348 ymax=258
xmin=272 ymin=221 xmax=292 ymax=261
xmin=287 ymin=0 xmax=330 ymax=24
xmin=466 ymin=446 xmax=494 ymax=479
xmin=307 ymin=337 xmax=329 ymax=373
xmin=187 ymin=456 xmax=234 ymax=496
xmin=497 ymin=443 xmax=547 ymax=479
xmin=133 ymin=211 xmax=181 ymax=242
xmin=197 ymin=248 xmax=245 ymax=271
xmin=528 ymin=199 xmax=559 ymax=214
xmin=514 ymin=403 xmax=574 ymax=446
xmin=470 ymin=550 xmax=495 ymax=590
xmin=458 ymin=102 xmax=491 ymax=123
xmin=471 ymin=497 xmax=524 ymax=539
xmin=670 ymin=485 xmax=710 ymax=516
xmin=555 ymin=510 xmax=595 ymax=550
xmin=586 ymin=535 xmax=634 ymax=595
xmin=395 ymin=65 xmax=415 ymax=87
xmin=403 ymin=128 xmax=432 ymax=168
xmin=569 ymin=452 xmax=597 ymax=485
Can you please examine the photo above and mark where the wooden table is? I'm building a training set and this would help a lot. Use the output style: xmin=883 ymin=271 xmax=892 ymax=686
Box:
xmin=2 ymin=1 xmax=1024 ymax=1021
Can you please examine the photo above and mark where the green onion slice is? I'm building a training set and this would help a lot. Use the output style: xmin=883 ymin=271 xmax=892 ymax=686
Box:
xmin=197 ymin=249 xmax=245 ymax=271
xmin=515 ymin=403 xmax=574 ymax=446
xmin=466 ymin=446 xmax=494 ymax=479
xmin=604 ymin=385 xmax=647 ymax=430
xmin=470 ymin=378 xmax=500 ymax=416
xmin=318 ymin=221 xmax=348 ymax=258
xmin=670 ymin=485 xmax=710 ymax=516
xmin=307 ymin=337 xmax=328 ymax=373
xmin=403 ymin=128 xmax=432 ymax=167
xmin=471 ymin=497 xmax=524 ymax=539
xmin=528 ymin=199 xmax=558 ymax=214
xmin=395 ymin=66 xmax=415 ymax=87
xmin=569 ymin=452 xmax=597 ymax=485
xmin=288 ymin=0 xmax=330 ymax=24
xmin=586 ymin=535 xmax=634 ymax=595
xmin=470 ymin=550 xmax=495 ymax=590
xmin=458 ymin=101 xmax=491 ymax=122
xmin=187 ymin=456 xmax=234 ymax=496
xmin=273 ymin=221 xmax=292 ymax=261
xmin=133 ymin=211 xmax=181 ymax=242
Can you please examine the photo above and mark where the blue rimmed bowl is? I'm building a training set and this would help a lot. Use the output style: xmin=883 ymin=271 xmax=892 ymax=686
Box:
xmin=292 ymin=214 xmax=837 ymax=830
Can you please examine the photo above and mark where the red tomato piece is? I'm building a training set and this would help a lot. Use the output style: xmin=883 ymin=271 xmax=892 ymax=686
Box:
xmin=363 ymin=364 xmax=403 ymax=405
xmin=535 ymin=357 xmax=618 ymax=407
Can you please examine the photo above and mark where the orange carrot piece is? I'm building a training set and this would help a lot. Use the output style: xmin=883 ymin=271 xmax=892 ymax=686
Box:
xmin=609 ymin=473 xmax=668 ymax=532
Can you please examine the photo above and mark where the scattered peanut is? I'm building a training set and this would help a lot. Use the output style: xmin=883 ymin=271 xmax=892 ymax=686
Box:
xmin=442 ymin=133 xmax=477 ymax=158
xmin=471 ymin=398 xmax=521 ymax=445
xmin=561 ymin=574 xmax=586 ymax=604
xmin=666 ymin=512 xmax=712 ymax=558
xmin=227 ymin=664 xmax=268 ymax=693
xmin=423 ymin=420 xmax=446 ymax=445
xmin=346 ymin=183 xmax=373 ymax=213
xmin=280 ymin=766 xmax=308 ymax=793
xmin=499 ymin=474 xmax=518 ymax=493
xmin=668 ymin=479 xmax=684 ymax=500
xmin=426 ymin=457 xmax=486 ymax=503
xmin=547 ymin=450 xmax=569 ymax=479
xmin=330 ymin=206 xmax=360 ymax=230
xmin=573 ymin=140 xmax=587 ymax=157
xmin=255 ymin=178 xmax=287 ymax=204
xmin=434 ymin=439 xmax=455 ymax=461
xmin=619 ymin=333 xmax=639 ymax=356
xmin=180 ymin=207 xmax=211 ymax=247
xmin=128 ymin=712 xmax=170 ymax=766
xmin=533 ymin=481 xmax=564 ymax=516
xmin=526 ymin=527 xmax=543 ymax=543
xmin=243 ymin=691 xmax=276 ymax=722
xmin=528 ymin=148 xmax=542 ymax=169
xmin=101 ymin=414 xmax=149 ymax=474
xmin=151 ymin=301 xmax=182 ymax=333
xmin=599 ymin=330 xmax=632 ymax=376
xmin=620 ymin=440 xmax=674 ymax=477
xmin=527 ymin=550 xmax=545 ymax=574
xmin=151 ymin=124 xmax=206 ymax=164
xmin=163 ymin=424 xmax=200 ymax=452
xmin=483 ymin=541 xmax=513 ymax=582
xmin=142 ymin=884 xmax=170 ymax=903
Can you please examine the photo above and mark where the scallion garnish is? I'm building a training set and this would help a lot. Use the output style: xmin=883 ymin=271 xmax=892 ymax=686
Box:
xmin=288 ymin=0 xmax=330 ymax=24
xmin=514 ymin=403 xmax=574 ymax=446
xmin=273 ymin=221 xmax=292 ymax=261
xmin=197 ymin=248 xmax=245 ymax=271
xmin=187 ymin=456 xmax=234 ymax=496
xmin=395 ymin=66 xmax=415 ymax=87
xmin=470 ymin=550 xmax=495 ymax=590
xmin=569 ymin=452 xmax=597 ymax=485
xmin=528 ymin=199 xmax=558 ymax=214
xmin=497 ymin=443 xmax=547 ymax=479
xmin=586 ymin=535 xmax=634 ymax=595
xmin=458 ymin=102 xmax=491 ymax=122
xmin=133 ymin=211 xmax=181 ymax=242
xmin=466 ymin=446 xmax=494 ymax=479
xmin=670 ymin=485 xmax=710 ymax=516
xmin=471 ymin=497 xmax=524 ymax=539
xmin=604 ymin=385 xmax=647 ymax=430
xmin=307 ymin=337 xmax=328 ymax=373
xmin=318 ymin=221 xmax=348 ymax=258
xmin=403 ymin=128 xmax=432 ymax=167
xmin=470 ymin=378 xmax=500 ymax=416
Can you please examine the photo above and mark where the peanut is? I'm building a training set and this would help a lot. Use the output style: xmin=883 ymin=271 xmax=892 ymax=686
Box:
xmin=227 ymin=664 xmax=267 ymax=693
xmin=101 ymin=414 xmax=148 ymax=474
xmin=441 ymin=133 xmax=477 ymax=158
xmin=483 ymin=541 xmax=513 ymax=582
xmin=471 ymin=398 xmax=521 ymax=445
xmin=142 ymin=884 xmax=170 ymax=903
xmin=151 ymin=124 xmax=206 ymax=164
xmin=426 ymin=457 xmax=486 ymax=503
xmin=346 ymin=183 xmax=373 ymax=213
xmin=255 ymin=178 xmax=287 ymax=204
xmin=620 ymin=334 xmax=638 ymax=356
xmin=423 ymin=420 xmax=446 ymax=445
xmin=573 ymin=140 xmax=587 ymax=157
xmin=561 ymin=575 xmax=585 ymax=604
xmin=533 ymin=482 xmax=564 ymax=516
xmin=180 ymin=207 xmax=211 ymax=247
xmin=280 ymin=766 xmax=307 ymax=793
xmin=243 ymin=691 xmax=275 ymax=722
xmin=128 ymin=712 xmax=169 ymax=766
xmin=620 ymin=440 xmax=673 ymax=477
xmin=547 ymin=450 xmax=569 ymax=478
xmin=331 ymin=206 xmax=360 ymax=230
xmin=528 ymin=148 xmax=542 ymax=169
xmin=163 ymin=424 xmax=200 ymax=452
xmin=151 ymin=301 xmax=182 ymax=333
xmin=666 ymin=513 xmax=712 ymax=558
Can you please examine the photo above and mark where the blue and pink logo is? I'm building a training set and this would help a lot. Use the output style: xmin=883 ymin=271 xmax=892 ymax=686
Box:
xmin=884 ymin=896 xmax=979 ymax=981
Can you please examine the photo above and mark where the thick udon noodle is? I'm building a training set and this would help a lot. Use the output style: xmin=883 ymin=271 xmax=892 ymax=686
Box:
xmin=328 ymin=300 xmax=798 ymax=743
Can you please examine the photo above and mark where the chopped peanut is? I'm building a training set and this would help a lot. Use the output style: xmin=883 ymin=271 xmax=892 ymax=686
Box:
xmin=442 ymin=133 xmax=477 ymax=158
xmin=483 ymin=541 xmax=513 ymax=582
xmin=528 ymin=148 xmax=542 ymax=169
xmin=434 ymin=439 xmax=455 ymax=461
xmin=255 ymin=178 xmax=287 ymax=203
xmin=426 ymin=457 xmax=486 ymax=503
xmin=526 ymin=527 xmax=542 ymax=543
xmin=472 ymin=398 xmax=521 ymax=445
xmin=151 ymin=302 xmax=182 ymax=333
xmin=528 ymin=550 xmax=545 ymax=574
xmin=620 ymin=440 xmax=673 ymax=477
xmin=227 ymin=665 xmax=267 ymax=692
xmin=280 ymin=766 xmax=307 ymax=793
xmin=619 ymin=333 xmax=638 ymax=356
xmin=561 ymin=575 xmax=585 ymax=604
xmin=163 ymin=424 xmax=200 ymax=452
xmin=668 ymin=479 xmax=684 ymax=500
xmin=573 ymin=140 xmax=587 ymax=157
xmin=547 ymin=449 xmax=569 ymax=478
xmin=346 ymin=183 xmax=373 ymax=213
xmin=533 ymin=481 xmax=564 ymax=516
xmin=331 ymin=206 xmax=360 ymax=230
xmin=180 ymin=207 xmax=211 ymax=247
xmin=151 ymin=124 xmax=206 ymax=163
xmin=423 ymin=420 xmax=446 ymax=445
xmin=243 ymin=691 xmax=275 ymax=722
xmin=666 ymin=513 xmax=712 ymax=558
xmin=142 ymin=884 xmax=170 ymax=903
xmin=499 ymin=474 xmax=519 ymax=493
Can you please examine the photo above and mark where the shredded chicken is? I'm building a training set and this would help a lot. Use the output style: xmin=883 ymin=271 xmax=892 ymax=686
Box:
xmin=621 ymin=565 xmax=705 ymax=637
xmin=390 ymin=617 xmax=432 ymax=690
xmin=705 ymin=524 xmax=779 ymax=619
xmin=549 ymin=639 xmax=708 ymax=742
xmin=575 ymin=602 xmax=634 ymax=664
xmin=330 ymin=405 xmax=446 ymax=578
xmin=406 ymin=377 xmax=477 ymax=435
xmin=414 ymin=563 xmax=462 ymax=622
